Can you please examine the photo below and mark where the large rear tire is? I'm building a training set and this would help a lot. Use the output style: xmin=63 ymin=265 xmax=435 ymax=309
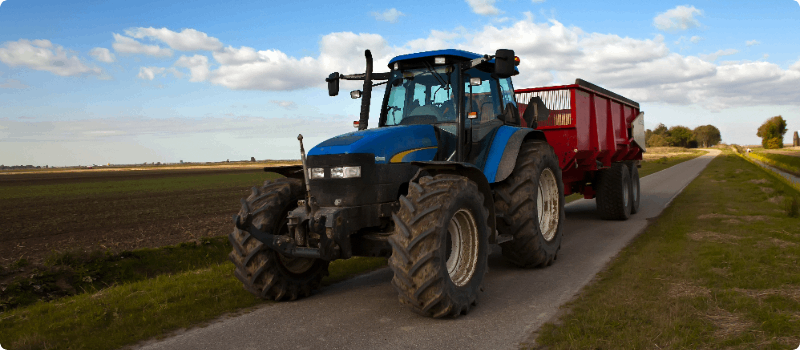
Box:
xmin=494 ymin=140 xmax=565 ymax=268
xmin=389 ymin=175 xmax=490 ymax=318
xmin=596 ymin=162 xmax=632 ymax=220
xmin=229 ymin=178 xmax=329 ymax=301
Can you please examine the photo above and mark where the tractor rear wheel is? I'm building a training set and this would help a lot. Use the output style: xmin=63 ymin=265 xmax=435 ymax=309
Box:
xmin=229 ymin=178 xmax=329 ymax=301
xmin=389 ymin=175 xmax=489 ymax=318
xmin=494 ymin=140 xmax=565 ymax=268
xmin=596 ymin=162 xmax=632 ymax=220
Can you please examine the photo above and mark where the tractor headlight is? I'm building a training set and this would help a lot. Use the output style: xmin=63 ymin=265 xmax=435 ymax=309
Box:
xmin=330 ymin=166 xmax=361 ymax=178
xmin=309 ymin=168 xmax=325 ymax=179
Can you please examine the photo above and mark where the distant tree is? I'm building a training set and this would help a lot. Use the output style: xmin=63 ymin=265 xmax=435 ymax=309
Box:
xmin=647 ymin=134 xmax=669 ymax=147
xmin=645 ymin=129 xmax=653 ymax=145
xmin=653 ymin=123 xmax=669 ymax=136
xmin=667 ymin=126 xmax=694 ymax=147
xmin=757 ymin=116 xmax=787 ymax=149
xmin=693 ymin=125 xmax=722 ymax=148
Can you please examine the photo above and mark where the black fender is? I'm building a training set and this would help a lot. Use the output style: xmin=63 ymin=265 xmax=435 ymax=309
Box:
xmin=409 ymin=161 xmax=499 ymax=244
xmin=494 ymin=129 xmax=547 ymax=183
xmin=263 ymin=165 xmax=304 ymax=180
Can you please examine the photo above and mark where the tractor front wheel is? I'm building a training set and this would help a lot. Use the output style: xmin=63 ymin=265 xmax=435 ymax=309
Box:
xmin=389 ymin=175 xmax=490 ymax=318
xmin=229 ymin=178 xmax=329 ymax=301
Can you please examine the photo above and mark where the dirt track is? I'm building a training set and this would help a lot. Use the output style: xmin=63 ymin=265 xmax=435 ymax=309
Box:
xmin=0 ymin=168 xmax=275 ymax=266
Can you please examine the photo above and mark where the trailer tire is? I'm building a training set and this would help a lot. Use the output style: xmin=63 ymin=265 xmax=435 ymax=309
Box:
xmin=494 ymin=140 xmax=565 ymax=268
xmin=596 ymin=162 xmax=632 ymax=220
xmin=628 ymin=162 xmax=641 ymax=214
xmin=389 ymin=175 xmax=489 ymax=318
xmin=229 ymin=178 xmax=329 ymax=301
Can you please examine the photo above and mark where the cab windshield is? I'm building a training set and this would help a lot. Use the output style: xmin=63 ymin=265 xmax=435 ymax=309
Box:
xmin=383 ymin=66 xmax=458 ymax=126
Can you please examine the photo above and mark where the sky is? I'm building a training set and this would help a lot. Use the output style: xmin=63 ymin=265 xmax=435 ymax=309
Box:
xmin=0 ymin=0 xmax=799 ymax=166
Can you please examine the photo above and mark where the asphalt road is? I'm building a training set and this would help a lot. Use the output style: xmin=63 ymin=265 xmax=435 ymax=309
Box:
xmin=139 ymin=149 xmax=720 ymax=350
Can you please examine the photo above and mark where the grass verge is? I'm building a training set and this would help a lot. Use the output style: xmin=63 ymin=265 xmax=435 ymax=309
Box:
xmin=0 ymin=246 xmax=386 ymax=350
xmin=750 ymin=151 xmax=800 ymax=177
xmin=532 ymin=149 xmax=800 ymax=349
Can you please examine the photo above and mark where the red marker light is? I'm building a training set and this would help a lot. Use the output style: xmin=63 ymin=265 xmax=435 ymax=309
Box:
xmin=353 ymin=121 xmax=360 ymax=128
xmin=514 ymin=56 xmax=520 ymax=66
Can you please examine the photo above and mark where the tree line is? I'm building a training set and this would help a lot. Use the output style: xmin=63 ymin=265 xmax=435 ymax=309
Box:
xmin=645 ymin=124 xmax=721 ymax=148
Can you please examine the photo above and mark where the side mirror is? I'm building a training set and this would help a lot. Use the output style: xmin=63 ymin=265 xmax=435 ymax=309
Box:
xmin=494 ymin=49 xmax=517 ymax=78
xmin=326 ymin=72 xmax=340 ymax=96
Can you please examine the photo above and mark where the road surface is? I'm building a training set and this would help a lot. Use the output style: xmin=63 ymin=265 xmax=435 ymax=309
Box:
xmin=139 ymin=149 xmax=720 ymax=350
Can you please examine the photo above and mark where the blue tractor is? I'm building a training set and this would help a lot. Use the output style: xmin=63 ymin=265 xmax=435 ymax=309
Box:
xmin=231 ymin=49 xmax=565 ymax=318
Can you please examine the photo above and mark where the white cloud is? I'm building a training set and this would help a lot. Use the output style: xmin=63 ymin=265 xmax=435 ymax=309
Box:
xmin=213 ymin=46 xmax=259 ymax=65
xmin=466 ymin=0 xmax=500 ymax=16
xmin=270 ymin=100 xmax=297 ymax=109
xmin=0 ymin=78 xmax=27 ymax=89
xmin=699 ymin=49 xmax=739 ymax=62
xmin=0 ymin=39 xmax=103 ymax=77
xmin=653 ymin=6 xmax=703 ymax=32
xmin=137 ymin=67 xmax=165 ymax=80
xmin=137 ymin=66 xmax=181 ymax=80
xmin=174 ymin=54 xmax=210 ymax=82
xmin=746 ymin=40 xmax=760 ymax=46
xmin=690 ymin=36 xmax=703 ymax=43
xmin=371 ymin=8 xmax=405 ymax=23
xmin=112 ymin=34 xmax=172 ymax=57
xmin=153 ymin=20 xmax=800 ymax=111
xmin=124 ymin=27 xmax=223 ymax=51
xmin=0 ymin=0 xmax=7 ymax=7
xmin=89 ymin=47 xmax=116 ymax=63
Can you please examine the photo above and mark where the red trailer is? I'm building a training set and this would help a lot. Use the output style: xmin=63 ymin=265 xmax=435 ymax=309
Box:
xmin=516 ymin=79 xmax=646 ymax=217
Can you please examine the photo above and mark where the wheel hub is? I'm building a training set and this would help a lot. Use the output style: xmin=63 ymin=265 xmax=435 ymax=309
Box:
xmin=446 ymin=209 xmax=479 ymax=287
xmin=538 ymin=168 xmax=560 ymax=241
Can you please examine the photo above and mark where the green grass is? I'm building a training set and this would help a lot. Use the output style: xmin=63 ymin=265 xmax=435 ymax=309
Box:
xmin=0 ymin=254 xmax=387 ymax=350
xmin=533 ymin=150 xmax=800 ymax=349
xmin=750 ymin=151 xmax=800 ymax=177
xmin=1 ymin=237 xmax=232 ymax=312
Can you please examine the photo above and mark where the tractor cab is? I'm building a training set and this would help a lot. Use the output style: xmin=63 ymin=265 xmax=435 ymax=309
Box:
xmin=320 ymin=49 xmax=521 ymax=169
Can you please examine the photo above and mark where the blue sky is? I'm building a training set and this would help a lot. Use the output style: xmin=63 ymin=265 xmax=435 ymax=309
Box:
xmin=1 ymin=0 xmax=798 ymax=166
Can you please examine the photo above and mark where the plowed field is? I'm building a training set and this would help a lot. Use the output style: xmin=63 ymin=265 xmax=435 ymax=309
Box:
xmin=0 ymin=168 xmax=282 ymax=266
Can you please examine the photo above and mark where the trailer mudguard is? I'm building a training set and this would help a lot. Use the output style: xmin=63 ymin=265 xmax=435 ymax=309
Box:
xmin=409 ymin=161 xmax=498 ymax=244
xmin=483 ymin=126 xmax=546 ymax=183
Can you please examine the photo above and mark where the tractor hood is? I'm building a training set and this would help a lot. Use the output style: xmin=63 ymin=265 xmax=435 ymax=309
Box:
xmin=307 ymin=125 xmax=438 ymax=164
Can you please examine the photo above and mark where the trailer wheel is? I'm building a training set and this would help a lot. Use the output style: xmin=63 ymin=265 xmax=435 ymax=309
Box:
xmin=229 ymin=178 xmax=329 ymax=301
xmin=628 ymin=162 xmax=641 ymax=214
xmin=596 ymin=162 xmax=632 ymax=220
xmin=494 ymin=140 xmax=565 ymax=268
xmin=389 ymin=175 xmax=489 ymax=318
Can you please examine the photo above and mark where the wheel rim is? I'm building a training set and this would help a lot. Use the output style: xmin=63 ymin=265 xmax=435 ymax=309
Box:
xmin=538 ymin=168 xmax=560 ymax=242
xmin=445 ymin=209 xmax=479 ymax=287
xmin=275 ymin=216 xmax=315 ymax=275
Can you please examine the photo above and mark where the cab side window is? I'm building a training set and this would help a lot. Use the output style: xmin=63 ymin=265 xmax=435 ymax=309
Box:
xmin=498 ymin=78 xmax=516 ymax=109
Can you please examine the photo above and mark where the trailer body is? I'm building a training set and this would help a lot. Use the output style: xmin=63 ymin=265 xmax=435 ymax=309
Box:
xmin=515 ymin=79 xmax=644 ymax=198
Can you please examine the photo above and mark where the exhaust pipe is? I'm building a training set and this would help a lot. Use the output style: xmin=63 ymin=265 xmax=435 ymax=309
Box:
xmin=358 ymin=50 xmax=373 ymax=130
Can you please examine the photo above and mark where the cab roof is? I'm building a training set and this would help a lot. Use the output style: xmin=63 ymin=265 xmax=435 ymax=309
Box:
xmin=388 ymin=49 xmax=482 ymax=68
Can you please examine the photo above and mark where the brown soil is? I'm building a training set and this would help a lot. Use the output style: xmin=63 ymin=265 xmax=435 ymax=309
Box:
xmin=0 ymin=168 xmax=263 ymax=266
